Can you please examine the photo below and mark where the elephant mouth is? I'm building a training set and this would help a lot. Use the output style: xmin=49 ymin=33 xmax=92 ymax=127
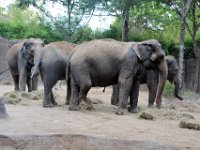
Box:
xmin=143 ymin=59 xmax=159 ymax=70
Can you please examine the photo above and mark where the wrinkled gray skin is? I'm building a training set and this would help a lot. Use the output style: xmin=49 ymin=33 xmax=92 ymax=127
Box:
xmin=111 ymin=55 xmax=183 ymax=107
xmin=31 ymin=42 xmax=76 ymax=107
xmin=0 ymin=97 xmax=8 ymax=118
xmin=68 ymin=39 xmax=168 ymax=115
xmin=6 ymin=38 xmax=44 ymax=92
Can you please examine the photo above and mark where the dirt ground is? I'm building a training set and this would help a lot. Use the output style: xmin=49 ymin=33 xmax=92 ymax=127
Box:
xmin=0 ymin=84 xmax=200 ymax=150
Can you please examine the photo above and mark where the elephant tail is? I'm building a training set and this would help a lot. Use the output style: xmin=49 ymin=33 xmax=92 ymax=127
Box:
xmin=31 ymin=61 xmax=40 ymax=79
xmin=66 ymin=61 xmax=70 ymax=83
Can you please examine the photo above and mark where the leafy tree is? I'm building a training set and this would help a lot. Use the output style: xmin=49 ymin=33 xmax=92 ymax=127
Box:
xmin=16 ymin=0 xmax=101 ymax=42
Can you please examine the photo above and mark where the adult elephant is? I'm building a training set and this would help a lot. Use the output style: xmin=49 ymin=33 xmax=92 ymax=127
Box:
xmin=68 ymin=39 xmax=168 ymax=115
xmin=6 ymin=38 xmax=44 ymax=92
xmin=31 ymin=41 xmax=76 ymax=107
xmin=111 ymin=55 xmax=183 ymax=107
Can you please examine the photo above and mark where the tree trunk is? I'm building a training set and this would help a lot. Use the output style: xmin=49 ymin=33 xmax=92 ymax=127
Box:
xmin=178 ymin=0 xmax=194 ymax=88
xmin=67 ymin=0 xmax=72 ymax=41
xmin=178 ymin=16 xmax=186 ymax=88
xmin=121 ymin=0 xmax=131 ymax=42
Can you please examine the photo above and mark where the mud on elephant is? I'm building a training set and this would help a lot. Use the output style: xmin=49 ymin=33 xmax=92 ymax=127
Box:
xmin=31 ymin=41 xmax=77 ymax=107
xmin=111 ymin=55 xmax=182 ymax=108
xmin=6 ymin=38 xmax=44 ymax=92
xmin=67 ymin=39 xmax=168 ymax=115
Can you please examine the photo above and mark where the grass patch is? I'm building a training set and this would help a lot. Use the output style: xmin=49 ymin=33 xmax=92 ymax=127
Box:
xmin=181 ymin=90 xmax=200 ymax=100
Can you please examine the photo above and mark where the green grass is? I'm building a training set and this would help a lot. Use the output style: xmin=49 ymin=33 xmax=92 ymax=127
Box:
xmin=181 ymin=90 xmax=200 ymax=100
xmin=163 ymin=81 xmax=200 ymax=100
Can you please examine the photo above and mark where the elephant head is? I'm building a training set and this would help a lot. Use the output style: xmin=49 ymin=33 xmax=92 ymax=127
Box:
xmin=134 ymin=39 xmax=168 ymax=108
xmin=166 ymin=55 xmax=183 ymax=100
xmin=21 ymin=38 xmax=44 ymax=67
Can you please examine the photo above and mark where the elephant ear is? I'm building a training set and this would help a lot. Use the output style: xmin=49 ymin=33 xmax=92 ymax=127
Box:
xmin=133 ymin=43 xmax=152 ymax=62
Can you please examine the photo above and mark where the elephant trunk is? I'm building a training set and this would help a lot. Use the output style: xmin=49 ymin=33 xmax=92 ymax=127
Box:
xmin=174 ymin=77 xmax=183 ymax=100
xmin=31 ymin=62 xmax=39 ymax=79
xmin=31 ymin=50 xmax=42 ymax=78
xmin=155 ymin=58 xmax=168 ymax=108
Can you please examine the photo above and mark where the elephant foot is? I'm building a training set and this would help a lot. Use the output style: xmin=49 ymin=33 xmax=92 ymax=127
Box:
xmin=175 ymin=94 xmax=183 ymax=100
xmin=128 ymin=107 xmax=139 ymax=113
xmin=148 ymin=104 xmax=154 ymax=108
xmin=52 ymin=101 xmax=58 ymax=106
xmin=43 ymin=103 xmax=55 ymax=108
xmin=111 ymin=100 xmax=119 ymax=106
xmin=115 ymin=108 xmax=127 ymax=115
xmin=156 ymin=104 xmax=161 ymax=109
xmin=111 ymin=102 xmax=119 ymax=106
xmin=65 ymin=101 xmax=70 ymax=105
xmin=69 ymin=104 xmax=79 ymax=111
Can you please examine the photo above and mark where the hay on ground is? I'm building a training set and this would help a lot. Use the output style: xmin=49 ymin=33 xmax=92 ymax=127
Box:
xmin=179 ymin=120 xmax=200 ymax=130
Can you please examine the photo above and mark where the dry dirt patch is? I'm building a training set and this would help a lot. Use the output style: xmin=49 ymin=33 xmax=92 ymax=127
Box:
xmin=0 ymin=85 xmax=200 ymax=149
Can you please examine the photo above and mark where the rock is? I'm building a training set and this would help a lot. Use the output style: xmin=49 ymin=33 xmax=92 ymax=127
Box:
xmin=0 ymin=96 xmax=8 ymax=118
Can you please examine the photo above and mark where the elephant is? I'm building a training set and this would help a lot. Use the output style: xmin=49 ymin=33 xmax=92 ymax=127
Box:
xmin=67 ymin=39 xmax=168 ymax=115
xmin=31 ymin=41 xmax=77 ymax=107
xmin=6 ymin=38 xmax=44 ymax=92
xmin=111 ymin=55 xmax=183 ymax=107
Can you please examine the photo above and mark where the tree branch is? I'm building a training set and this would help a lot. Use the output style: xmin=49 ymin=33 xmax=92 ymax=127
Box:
xmin=184 ymin=0 xmax=194 ymax=17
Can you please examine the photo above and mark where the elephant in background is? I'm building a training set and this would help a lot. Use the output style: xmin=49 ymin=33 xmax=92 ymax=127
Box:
xmin=6 ymin=38 xmax=44 ymax=92
xmin=111 ymin=55 xmax=183 ymax=107
xmin=31 ymin=41 xmax=77 ymax=107
xmin=68 ymin=39 xmax=168 ymax=115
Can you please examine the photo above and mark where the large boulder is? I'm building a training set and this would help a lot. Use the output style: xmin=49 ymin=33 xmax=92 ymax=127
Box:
xmin=0 ymin=96 xmax=8 ymax=118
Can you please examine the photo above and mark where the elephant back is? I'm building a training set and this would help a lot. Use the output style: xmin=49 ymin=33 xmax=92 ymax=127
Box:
xmin=48 ymin=41 xmax=77 ymax=54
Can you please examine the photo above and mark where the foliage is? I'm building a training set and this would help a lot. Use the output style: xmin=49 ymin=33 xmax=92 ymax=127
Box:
xmin=163 ymin=81 xmax=175 ymax=98
xmin=0 ymin=5 xmax=63 ymax=43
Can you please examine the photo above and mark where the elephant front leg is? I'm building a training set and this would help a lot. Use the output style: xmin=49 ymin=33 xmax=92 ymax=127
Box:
xmin=43 ymin=88 xmax=54 ymax=107
xmin=147 ymin=81 xmax=157 ymax=107
xmin=111 ymin=84 xmax=119 ymax=106
xmin=129 ymin=79 xmax=140 ymax=113
xmin=116 ymin=78 xmax=132 ymax=115
xmin=32 ymin=76 xmax=38 ymax=91
xmin=19 ymin=71 xmax=27 ymax=91
xmin=27 ymin=76 xmax=32 ymax=92
xmin=11 ymin=74 xmax=19 ymax=91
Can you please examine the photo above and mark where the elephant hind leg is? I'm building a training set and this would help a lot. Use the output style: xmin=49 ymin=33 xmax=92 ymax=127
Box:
xmin=69 ymin=77 xmax=80 ymax=111
xmin=11 ymin=74 xmax=19 ymax=91
xmin=78 ymin=82 xmax=92 ymax=110
xmin=51 ymin=90 xmax=57 ymax=105
xmin=79 ymin=80 xmax=92 ymax=103
xmin=66 ymin=78 xmax=71 ymax=105
xmin=43 ymin=87 xmax=54 ymax=107
xmin=111 ymin=84 xmax=120 ymax=106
